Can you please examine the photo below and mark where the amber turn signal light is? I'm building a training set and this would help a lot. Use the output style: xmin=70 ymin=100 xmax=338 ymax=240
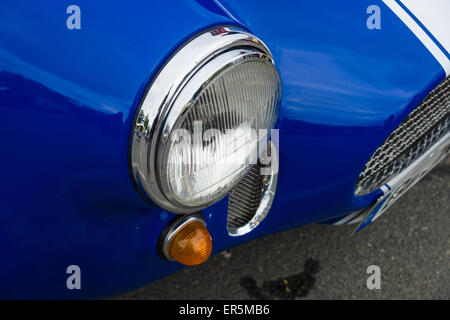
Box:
xmin=160 ymin=215 xmax=212 ymax=266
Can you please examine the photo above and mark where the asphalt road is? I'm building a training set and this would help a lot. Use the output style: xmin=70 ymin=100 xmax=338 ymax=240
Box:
xmin=116 ymin=156 xmax=449 ymax=300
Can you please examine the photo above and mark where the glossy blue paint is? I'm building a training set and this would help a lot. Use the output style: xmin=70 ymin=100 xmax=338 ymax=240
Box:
xmin=0 ymin=0 xmax=445 ymax=298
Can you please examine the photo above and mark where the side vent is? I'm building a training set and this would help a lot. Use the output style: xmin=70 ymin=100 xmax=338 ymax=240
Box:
xmin=355 ymin=76 xmax=450 ymax=195
xmin=227 ymin=144 xmax=278 ymax=236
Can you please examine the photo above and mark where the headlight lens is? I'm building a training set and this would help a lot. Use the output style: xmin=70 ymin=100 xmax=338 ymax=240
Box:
xmin=130 ymin=27 xmax=281 ymax=213
xmin=164 ymin=56 xmax=280 ymax=207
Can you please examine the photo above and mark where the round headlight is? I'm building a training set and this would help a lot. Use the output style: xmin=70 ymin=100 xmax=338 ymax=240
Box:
xmin=130 ymin=26 xmax=281 ymax=213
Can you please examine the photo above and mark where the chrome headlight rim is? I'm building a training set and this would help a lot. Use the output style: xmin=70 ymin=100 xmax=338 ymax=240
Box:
xmin=129 ymin=26 xmax=280 ymax=214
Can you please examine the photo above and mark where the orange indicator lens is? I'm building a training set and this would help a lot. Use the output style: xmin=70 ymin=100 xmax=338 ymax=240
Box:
xmin=168 ymin=220 xmax=212 ymax=266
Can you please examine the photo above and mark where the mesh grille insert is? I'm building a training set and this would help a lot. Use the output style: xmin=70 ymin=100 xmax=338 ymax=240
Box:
xmin=227 ymin=164 xmax=264 ymax=229
xmin=355 ymin=76 xmax=450 ymax=196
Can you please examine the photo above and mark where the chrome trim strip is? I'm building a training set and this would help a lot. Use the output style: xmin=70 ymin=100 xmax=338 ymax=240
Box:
xmin=332 ymin=210 xmax=363 ymax=225
xmin=354 ymin=131 xmax=450 ymax=232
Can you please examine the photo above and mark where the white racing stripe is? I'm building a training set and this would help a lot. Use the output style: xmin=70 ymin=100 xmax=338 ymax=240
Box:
xmin=400 ymin=0 xmax=450 ymax=56
xmin=383 ymin=0 xmax=450 ymax=76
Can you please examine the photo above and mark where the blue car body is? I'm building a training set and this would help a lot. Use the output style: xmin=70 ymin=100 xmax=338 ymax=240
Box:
xmin=0 ymin=0 xmax=448 ymax=298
